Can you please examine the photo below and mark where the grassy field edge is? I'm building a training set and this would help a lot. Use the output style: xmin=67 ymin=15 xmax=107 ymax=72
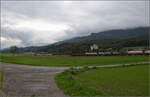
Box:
xmin=55 ymin=64 xmax=149 ymax=96
xmin=0 ymin=54 xmax=149 ymax=66
xmin=0 ymin=71 xmax=4 ymax=89
xmin=55 ymin=66 xmax=106 ymax=96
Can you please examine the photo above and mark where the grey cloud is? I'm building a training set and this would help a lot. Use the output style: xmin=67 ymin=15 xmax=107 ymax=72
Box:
xmin=1 ymin=27 xmax=34 ymax=47
xmin=1 ymin=1 xmax=149 ymax=48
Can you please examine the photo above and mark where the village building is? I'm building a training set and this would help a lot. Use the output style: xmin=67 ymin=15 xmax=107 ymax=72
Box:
xmin=90 ymin=44 xmax=99 ymax=51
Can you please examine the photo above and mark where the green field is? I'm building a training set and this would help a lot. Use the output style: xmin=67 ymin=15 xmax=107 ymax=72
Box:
xmin=56 ymin=64 xmax=149 ymax=96
xmin=122 ymin=46 xmax=149 ymax=50
xmin=0 ymin=71 xmax=4 ymax=89
xmin=0 ymin=54 xmax=149 ymax=66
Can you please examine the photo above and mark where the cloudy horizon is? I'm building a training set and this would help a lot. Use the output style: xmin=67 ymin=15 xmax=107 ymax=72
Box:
xmin=1 ymin=1 xmax=149 ymax=49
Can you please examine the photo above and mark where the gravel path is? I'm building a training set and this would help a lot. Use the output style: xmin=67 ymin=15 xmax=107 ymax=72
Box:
xmin=0 ymin=62 xmax=69 ymax=97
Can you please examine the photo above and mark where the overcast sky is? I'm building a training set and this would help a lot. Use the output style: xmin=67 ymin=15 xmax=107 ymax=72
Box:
xmin=1 ymin=1 xmax=149 ymax=49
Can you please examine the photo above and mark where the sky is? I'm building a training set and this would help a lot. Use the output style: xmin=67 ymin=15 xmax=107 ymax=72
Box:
xmin=1 ymin=1 xmax=149 ymax=49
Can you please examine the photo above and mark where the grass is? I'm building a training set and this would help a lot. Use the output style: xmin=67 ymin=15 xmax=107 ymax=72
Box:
xmin=55 ymin=64 xmax=149 ymax=96
xmin=0 ymin=54 xmax=149 ymax=66
xmin=55 ymin=67 xmax=106 ymax=96
xmin=122 ymin=46 xmax=149 ymax=50
xmin=0 ymin=71 xmax=4 ymax=89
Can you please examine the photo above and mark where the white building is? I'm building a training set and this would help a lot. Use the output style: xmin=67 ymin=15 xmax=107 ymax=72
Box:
xmin=90 ymin=44 xmax=99 ymax=51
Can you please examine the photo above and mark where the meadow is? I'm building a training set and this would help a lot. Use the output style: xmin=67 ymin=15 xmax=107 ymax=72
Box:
xmin=0 ymin=54 xmax=149 ymax=66
xmin=0 ymin=71 xmax=4 ymax=89
xmin=122 ymin=46 xmax=149 ymax=50
xmin=55 ymin=64 xmax=149 ymax=96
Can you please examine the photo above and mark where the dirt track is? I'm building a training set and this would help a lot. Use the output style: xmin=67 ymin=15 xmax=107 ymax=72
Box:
xmin=0 ymin=62 xmax=69 ymax=97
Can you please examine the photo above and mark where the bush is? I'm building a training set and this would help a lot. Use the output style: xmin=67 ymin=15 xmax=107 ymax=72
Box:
xmin=92 ymin=66 xmax=97 ymax=69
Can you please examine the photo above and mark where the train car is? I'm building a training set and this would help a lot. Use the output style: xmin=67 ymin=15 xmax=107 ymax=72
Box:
xmin=85 ymin=52 xmax=98 ymax=56
xmin=144 ymin=50 xmax=150 ymax=55
xmin=72 ymin=53 xmax=85 ymax=56
xmin=127 ymin=50 xmax=143 ymax=55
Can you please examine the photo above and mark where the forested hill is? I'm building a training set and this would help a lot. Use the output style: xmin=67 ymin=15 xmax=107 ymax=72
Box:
xmin=58 ymin=27 xmax=149 ymax=43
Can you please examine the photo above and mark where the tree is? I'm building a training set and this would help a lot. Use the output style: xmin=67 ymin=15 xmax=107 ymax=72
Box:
xmin=10 ymin=46 xmax=18 ymax=54
xmin=119 ymin=50 xmax=126 ymax=56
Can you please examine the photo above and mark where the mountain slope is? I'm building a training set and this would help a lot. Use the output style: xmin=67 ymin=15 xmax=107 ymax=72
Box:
xmin=60 ymin=27 xmax=149 ymax=43
xmin=1 ymin=27 xmax=149 ymax=54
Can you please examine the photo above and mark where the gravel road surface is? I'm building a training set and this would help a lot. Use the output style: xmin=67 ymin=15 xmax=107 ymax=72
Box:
xmin=0 ymin=62 xmax=69 ymax=97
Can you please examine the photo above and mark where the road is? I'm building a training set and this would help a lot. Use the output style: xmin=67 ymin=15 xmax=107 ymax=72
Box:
xmin=0 ymin=62 xmax=149 ymax=97
xmin=0 ymin=62 xmax=69 ymax=97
